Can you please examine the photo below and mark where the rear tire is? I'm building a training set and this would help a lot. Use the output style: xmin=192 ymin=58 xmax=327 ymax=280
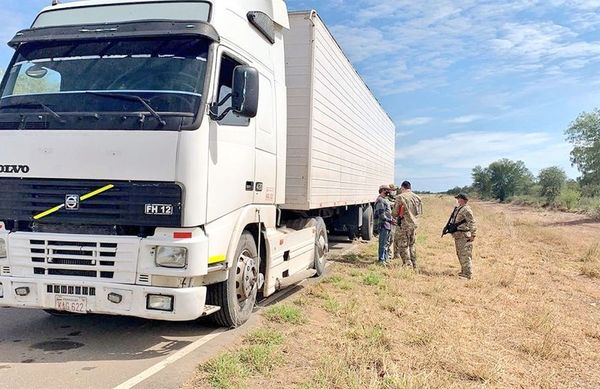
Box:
xmin=361 ymin=205 xmax=374 ymax=241
xmin=305 ymin=217 xmax=328 ymax=276
xmin=208 ymin=231 xmax=259 ymax=328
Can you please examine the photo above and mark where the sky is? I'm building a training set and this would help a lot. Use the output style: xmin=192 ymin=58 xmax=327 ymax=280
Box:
xmin=1 ymin=1 xmax=599 ymax=191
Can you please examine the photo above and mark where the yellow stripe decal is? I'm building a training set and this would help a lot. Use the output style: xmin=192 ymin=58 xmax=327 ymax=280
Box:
xmin=208 ymin=255 xmax=226 ymax=264
xmin=33 ymin=184 xmax=115 ymax=220
xmin=33 ymin=204 xmax=65 ymax=220
xmin=80 ymin=184 xmax=115 ymax=201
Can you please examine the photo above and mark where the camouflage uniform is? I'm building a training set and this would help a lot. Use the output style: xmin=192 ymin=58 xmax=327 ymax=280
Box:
xmin=392 ymin=191 xmax=423 ymax=267
xmin=450 ymin=205 xmax=477 ymax=278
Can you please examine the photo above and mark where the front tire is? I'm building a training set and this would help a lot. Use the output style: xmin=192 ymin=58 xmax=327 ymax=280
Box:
xmin=208 ymin=231 xmax=260 ymax=328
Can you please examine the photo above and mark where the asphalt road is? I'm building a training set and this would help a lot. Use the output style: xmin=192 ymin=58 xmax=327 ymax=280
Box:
xmin=0 ymin=239 xmax=355 ymax=389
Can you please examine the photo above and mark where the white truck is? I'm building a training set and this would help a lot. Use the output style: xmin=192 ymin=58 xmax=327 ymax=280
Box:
xmin=0 ymin=0 xmax=395 ymax=327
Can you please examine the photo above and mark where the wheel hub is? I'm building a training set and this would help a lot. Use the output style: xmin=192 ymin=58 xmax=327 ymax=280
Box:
xmin=236 ymin=252 xmax=258 ymax=301
xmin=317 ymin=234 xmax=327 ymax=259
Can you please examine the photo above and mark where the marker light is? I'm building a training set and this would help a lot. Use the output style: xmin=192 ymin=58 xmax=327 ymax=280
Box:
xmin=15 ymin=287 xmax=30 ymax=296
xmin=108 ymin=292 xmax=123 ymax=304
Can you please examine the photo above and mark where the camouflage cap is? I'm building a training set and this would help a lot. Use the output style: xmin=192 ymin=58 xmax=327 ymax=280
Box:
xmin=455 ymin=192 xmax=469 ymax=201
xmin=379 ymin=184 xmax=392 ymax=191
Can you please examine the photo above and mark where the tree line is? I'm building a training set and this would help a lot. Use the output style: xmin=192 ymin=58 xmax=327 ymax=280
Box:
xmin=447 ymin=108 xmax=600 ymax=214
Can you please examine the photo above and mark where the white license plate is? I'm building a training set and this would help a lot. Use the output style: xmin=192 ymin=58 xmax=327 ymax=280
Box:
xmin=55 ymin=296 xmax=88 ymax=313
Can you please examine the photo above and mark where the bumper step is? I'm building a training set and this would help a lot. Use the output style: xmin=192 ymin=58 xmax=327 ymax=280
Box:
xmin=202 ymin=304 xmax=221 ymax=316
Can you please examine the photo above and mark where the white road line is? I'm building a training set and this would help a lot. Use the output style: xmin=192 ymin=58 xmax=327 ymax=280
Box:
xmin=113 ymin=328 xmax=226 ymax=389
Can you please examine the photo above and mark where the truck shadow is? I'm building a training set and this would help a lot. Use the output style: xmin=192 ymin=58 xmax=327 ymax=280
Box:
xmin=0 ymin=308 xmax=220 ymax=364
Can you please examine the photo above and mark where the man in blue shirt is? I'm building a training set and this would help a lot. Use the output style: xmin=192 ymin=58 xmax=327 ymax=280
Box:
xmin=374 ymin=185 xmax=393 ymax=264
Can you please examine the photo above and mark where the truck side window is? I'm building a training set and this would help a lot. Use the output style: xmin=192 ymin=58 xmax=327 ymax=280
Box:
xmin=216 ymin=55 xmax=250 ymax=126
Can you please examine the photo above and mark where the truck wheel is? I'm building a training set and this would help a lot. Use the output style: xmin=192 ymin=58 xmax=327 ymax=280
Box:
xmin=361 ymin=205 xmax=374 ymax=241
xmin=305 ymin=217 xmax=328 ymax=276
xmin=208 ymin=231 xmax=259 ymax=328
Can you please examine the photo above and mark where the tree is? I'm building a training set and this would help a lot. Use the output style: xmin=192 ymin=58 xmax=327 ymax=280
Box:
xmin=538 ymin=166 xmax=567 ymax=203
xmin=565 ymin=109 xmax=600 ymax=194
xmin=487 ymin=159 xmax=533 ymax=201
xmin=471 ymin=165 xmax=492 ymax=198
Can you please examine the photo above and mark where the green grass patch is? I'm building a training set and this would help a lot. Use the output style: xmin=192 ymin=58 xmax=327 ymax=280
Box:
xmin=203 ymin=353 xmax=249 ymax=389
xmin=362 ymin=272 xmax=383 ymax=286
xmin=322 ymin=275 xmax=343 ymax=284
xmin=203 ymin=329 xmax=285 ymax=388
xmin=244 ymin=328 xmax=284 ymax=347
xmin=322 ymin=296 xmax=342 ymax=314
xmin=264 ymin=304 xmax=305 ymax=324
xmin=349 ymin=269 xmax=362 ymax=277
xmin=238 ymin=344 xmax=282 ymax=374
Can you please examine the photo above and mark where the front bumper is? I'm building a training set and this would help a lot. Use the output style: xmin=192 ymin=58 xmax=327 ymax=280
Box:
xmin=0 ymin=276 xmax=207 ymax=321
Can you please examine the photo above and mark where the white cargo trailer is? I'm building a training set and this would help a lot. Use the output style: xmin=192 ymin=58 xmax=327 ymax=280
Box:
xmin=0 ymin=0 xmax=395 ymax=328
xmin=284 ymin=11 xmax=395 ymax=213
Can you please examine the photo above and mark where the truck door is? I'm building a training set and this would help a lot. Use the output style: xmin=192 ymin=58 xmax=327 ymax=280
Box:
xmin=254 ymin=74 xmax=277 ymax=204
xmin=206 ymin=52 xmax=256 ymax=222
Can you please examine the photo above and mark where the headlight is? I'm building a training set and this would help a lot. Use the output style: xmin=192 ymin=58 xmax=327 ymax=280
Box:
xmin=155 ymin=246 xmax=187 ymax=268
xmin=0 ymin=238 xmax=6 ymax=259
xmin=147 ymin=294 xmax=174 ymax=311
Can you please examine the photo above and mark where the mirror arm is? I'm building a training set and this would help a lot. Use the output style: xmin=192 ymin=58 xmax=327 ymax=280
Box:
xmin=215 ymin=92 xmax=232 ymax=107
xmin=208 ymin=92 xmax=233 ymax=121
xmin=209 ymin=105 xmax=233 ymax=121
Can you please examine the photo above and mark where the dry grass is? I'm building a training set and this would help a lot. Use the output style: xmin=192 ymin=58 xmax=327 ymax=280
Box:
xmin=189 ymin=196 xmax=600 ymax=388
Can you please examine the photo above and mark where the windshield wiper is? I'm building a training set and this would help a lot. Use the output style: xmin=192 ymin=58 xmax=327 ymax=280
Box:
xmin=0 ymin=102 xmax=64 ymax=122
xmin=85 ymin=91 xmax=166 ymax=126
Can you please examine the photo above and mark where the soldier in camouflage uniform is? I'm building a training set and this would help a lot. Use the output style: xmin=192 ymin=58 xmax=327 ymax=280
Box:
xmin=392 ymin=181 xmax=423 ymax=268
xmin=450 ymin=193 xmax=477 ymax=279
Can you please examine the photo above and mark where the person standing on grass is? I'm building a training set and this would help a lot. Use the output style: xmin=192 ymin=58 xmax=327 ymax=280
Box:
xmin=374 ymin=185 xmax=394 ymax=265
xmin=392 ymin=181 xmax=423 ymax=268
xmin=386 ymin=183 xmax=398 ymax=259
xmin=449 ymin=193 xmax=477 ymax=279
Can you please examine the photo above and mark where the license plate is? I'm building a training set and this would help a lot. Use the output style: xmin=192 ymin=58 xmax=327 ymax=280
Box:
xmin=55 ymin=296 xmax=87 ymax=313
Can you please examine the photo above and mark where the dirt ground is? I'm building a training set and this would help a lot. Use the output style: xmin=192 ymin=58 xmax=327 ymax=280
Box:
xmin=188 ymin=195 xmax=600 ymax=389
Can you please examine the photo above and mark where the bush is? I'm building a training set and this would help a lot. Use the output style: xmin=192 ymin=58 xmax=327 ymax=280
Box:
xmin=577 ymin=197 xmax=600 ymax=215
xmin=558 ymin=187 xmax=581 ymax=210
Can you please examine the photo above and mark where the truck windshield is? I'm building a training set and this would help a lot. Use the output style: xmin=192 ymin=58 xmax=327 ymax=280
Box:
xmin=0 ymin=37 xmax=210 ymax=130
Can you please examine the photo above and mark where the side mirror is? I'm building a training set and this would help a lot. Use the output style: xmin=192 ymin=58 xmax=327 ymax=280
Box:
xmin=231 ymin=65 xmax=259 ymax=118
xmin=25 ymin=64 xmax=48 ymax=79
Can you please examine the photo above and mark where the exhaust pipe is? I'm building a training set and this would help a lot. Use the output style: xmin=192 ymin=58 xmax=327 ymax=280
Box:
xmin=276 ymin=269 xmax=317 ymax=290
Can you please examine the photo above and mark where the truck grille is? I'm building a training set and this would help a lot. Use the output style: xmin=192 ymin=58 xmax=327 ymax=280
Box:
xmin=8 ymin=232 xmax=140 ymax=283
xmin=0 ymin=178 xmax=182 ymax=233
xmin=30 ymin=239 xmax=118 ymax=279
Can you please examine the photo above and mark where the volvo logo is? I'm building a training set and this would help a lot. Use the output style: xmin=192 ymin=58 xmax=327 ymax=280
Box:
xmin=0 ymin=164 xmax=30 ymax=174
xmin=65 ymin=194 xmax=80 ymax=211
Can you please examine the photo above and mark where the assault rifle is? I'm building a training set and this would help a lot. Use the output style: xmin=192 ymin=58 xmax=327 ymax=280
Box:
xmin=441 ymin=207 xmax=466 ymax=237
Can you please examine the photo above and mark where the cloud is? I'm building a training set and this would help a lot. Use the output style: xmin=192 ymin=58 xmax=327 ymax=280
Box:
xmin=396 ymin=130 xmax=414 ymax=138
xmin=317 ymin=0 xmax=600 ymax=97
xmin=447 ymin=115 xmax=483 ymax=124
xmin=395 ymin=131 xmax=554 ymax=169
xmin=398 ymin=117 xmax=432 ymax=126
